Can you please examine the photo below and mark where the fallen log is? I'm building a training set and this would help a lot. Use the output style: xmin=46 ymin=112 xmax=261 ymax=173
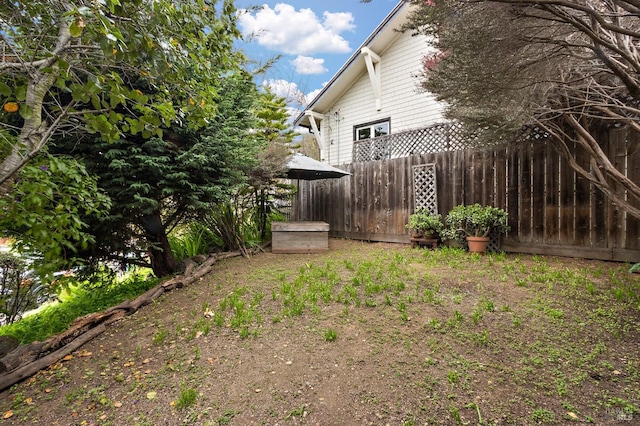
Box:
xmin=0 ymin=335 xmax=18 ymax=358
xmin=42 ymin=309 xmax=126 ymax=352
xmin=128 ymin=285 xmax=166 ymax=312
xmin=0 ymin=245 xmax=261 ymax=391
xmin=0 ymin=341 xmax=47 ymax=374
xmin=0 ymin=324 xmax=107 ymax=392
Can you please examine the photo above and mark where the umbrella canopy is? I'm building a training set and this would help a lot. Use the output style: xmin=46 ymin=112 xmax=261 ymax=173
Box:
xmin=285 ymin=153 xmax=351 ymax=180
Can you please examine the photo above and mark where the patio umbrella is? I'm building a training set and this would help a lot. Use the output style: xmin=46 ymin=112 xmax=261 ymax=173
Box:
xmin=284 ymin=153 xmax=350 ymax=220
xmin=285 ymin=153 xmax=351 ymax=180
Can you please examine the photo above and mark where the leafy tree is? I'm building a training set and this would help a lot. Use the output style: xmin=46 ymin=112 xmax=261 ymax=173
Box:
xmin=248 ymin=87 xmax=296 ymax=240
xmin=0 ymin=154 xmax=111 ymax=279
xmin=54 ymin=72 xmax=262 ymax=277
xmin=0 ymin=0 xmax=241 ymax=193
xmin=403 ymin=0 xmax=640 ymax=218
xmin=0 ymin=253 xmax=39 ymax=325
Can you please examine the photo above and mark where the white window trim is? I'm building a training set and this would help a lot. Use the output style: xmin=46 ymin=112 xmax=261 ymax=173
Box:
xmin=354 ymin=118 xmax=391 ymax=141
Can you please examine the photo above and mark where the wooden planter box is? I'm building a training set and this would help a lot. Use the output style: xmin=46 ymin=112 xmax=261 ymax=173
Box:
xmin=272 ymin=221 xmax=329 ymax=254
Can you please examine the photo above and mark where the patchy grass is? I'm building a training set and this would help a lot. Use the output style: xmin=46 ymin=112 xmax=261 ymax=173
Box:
xmin=1 ymin=240 xmax=638 ymax=425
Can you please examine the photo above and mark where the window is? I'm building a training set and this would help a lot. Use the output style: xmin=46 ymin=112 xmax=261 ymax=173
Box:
xmin=354 ymin=118 xmax=390 ymax=141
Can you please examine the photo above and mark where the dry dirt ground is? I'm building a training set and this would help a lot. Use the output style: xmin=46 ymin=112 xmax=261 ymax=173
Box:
xmin=1 ymin=239 xmax=639 ymax=425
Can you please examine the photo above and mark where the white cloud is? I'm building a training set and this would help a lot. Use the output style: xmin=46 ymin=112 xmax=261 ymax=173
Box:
xmin=264 ymin=79 xmax=307 ymax=106
xmin=238 ymin=3 xmax=354 ymax=55
xmin=305 ymin=88 xmax=322 ymax=104
xmin=291 ymin=56 xmax=327 ymax=75
xmin=322 ymin=11 xmax=354 ymax=33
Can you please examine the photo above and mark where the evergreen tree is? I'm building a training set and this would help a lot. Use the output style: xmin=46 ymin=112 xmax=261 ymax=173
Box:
xmin=55 ymin=72 xmax=261 ymax=277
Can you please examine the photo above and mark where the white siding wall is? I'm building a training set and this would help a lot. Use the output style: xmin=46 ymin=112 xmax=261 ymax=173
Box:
xmin=319 ymin=31 xmax=444 ymax=166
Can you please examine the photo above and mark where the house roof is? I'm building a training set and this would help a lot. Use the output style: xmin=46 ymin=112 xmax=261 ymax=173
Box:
xmin=293 ymin=1 xmax=411 ymax=129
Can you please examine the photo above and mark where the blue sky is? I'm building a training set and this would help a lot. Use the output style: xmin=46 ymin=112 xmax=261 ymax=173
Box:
xmin=235 ymin=1 xmax=399 ymax=112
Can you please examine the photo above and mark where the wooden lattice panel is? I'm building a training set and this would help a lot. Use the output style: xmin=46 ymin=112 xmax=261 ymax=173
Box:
xmin=353 ymin=122 xmax=469 ymax=162
xmin=412 ymin=163 xmax=438 ymax=214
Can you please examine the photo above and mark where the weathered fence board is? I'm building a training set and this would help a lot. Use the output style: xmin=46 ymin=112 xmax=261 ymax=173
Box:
xmin=627 ymin=131 xmax=640 ymax=250
xmin=296 ymin=129 xmax=640 ymax=262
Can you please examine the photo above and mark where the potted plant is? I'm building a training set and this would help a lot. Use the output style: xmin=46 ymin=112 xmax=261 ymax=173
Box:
xmin=444 ymin=204 xmax=510 ymax=253
xmin=439 ymin=226 xmax=466 ymax=249
xmin=406 ymin=209 xmax=443 ymax=247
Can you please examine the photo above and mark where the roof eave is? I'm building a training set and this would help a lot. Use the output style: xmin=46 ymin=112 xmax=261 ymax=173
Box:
xmin=293 ymin=1 xmax=410 ymax=128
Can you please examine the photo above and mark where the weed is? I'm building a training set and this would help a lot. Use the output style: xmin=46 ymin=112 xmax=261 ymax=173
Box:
xmin=556 ymin=378 xmax=567 ymax=397
xmin=449 ymin=403 xmax=463 ymax=425
xmin=471 ymin=307 xmax=483 ymax=324
xmin=428 ymin=318 xmax=442 ymax=331
xmin=152 ymin=328 xmax=167 ymax=346
xmin=398 ymin=301 xmax=409 ymax=322
xmin=483 ymin=298 xmax=495 ymax=312
xmin=285 ymin=405 xmax=307 ymax=419
xmin=175 ymin=385 xmax=197 ymax=410
xmin=447 ymin=310 xmax=464 ymax=327
xmin=515 ymin=277 xmax=527 ymax=287
xmin=531 ymin=408 xmax=555 ymax=423
xmin=465 ymin=402 xmax=483 ymax=424
xmin=324 ymin=328 xmax=337 ymax=342
xmin=215 ymin=409 xmax=237 ymax=425
xmin=447 ymin=370 xmax=459 ymax=385
xmin=471 ymin=330 xmax=489 ymax=346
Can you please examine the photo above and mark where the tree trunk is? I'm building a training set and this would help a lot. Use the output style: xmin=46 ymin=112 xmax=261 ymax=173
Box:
xmin=139 ymin=212 xmax=179 ymax=277
xmin=0 ymin=22 xmax=70 ymax=193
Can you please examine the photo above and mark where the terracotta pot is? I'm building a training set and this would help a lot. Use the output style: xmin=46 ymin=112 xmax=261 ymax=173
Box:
xmin=466 ymin=236 xmax=490 ymax=254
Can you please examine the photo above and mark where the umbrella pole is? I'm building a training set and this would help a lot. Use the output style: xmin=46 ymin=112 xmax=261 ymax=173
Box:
xmin=297 ymin=179 xmax=300 ymax=221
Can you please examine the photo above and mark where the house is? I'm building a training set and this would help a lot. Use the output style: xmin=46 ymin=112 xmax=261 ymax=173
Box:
xmin=293 ymin=1 xmax=446 ymax=166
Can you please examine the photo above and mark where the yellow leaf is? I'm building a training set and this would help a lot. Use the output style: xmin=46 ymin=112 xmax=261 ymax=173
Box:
xmin=63 ymin=354 xmax=74 ymax=361
xmin=3 ymin=102 xmax=19 ymax=113
xmin=78 ymin=350 xmax=92 ymax=357
xmin=146 ymin=391 xmax=157 ymax=400
xmin=567 ymin=412 xmax=578 ymax=420
xmin=3 ymin=411 xmax=13 ymax=419
xmin=113 ymin=402 xmax=122 ymax=408
xmin=24 ymin=397 xmax=34 ymax=405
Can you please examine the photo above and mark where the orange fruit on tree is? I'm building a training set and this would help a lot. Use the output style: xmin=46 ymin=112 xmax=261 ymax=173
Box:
xmin=3 ymin=102 xmax=18 ymax=113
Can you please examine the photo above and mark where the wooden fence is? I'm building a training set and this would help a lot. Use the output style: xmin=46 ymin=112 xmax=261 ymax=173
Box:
xmin=295 ymin=128 xmax=640 ymax=262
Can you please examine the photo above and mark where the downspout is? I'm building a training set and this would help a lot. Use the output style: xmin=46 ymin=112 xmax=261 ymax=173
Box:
xmin=334 ymin=110 xmax=341 ymax=165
